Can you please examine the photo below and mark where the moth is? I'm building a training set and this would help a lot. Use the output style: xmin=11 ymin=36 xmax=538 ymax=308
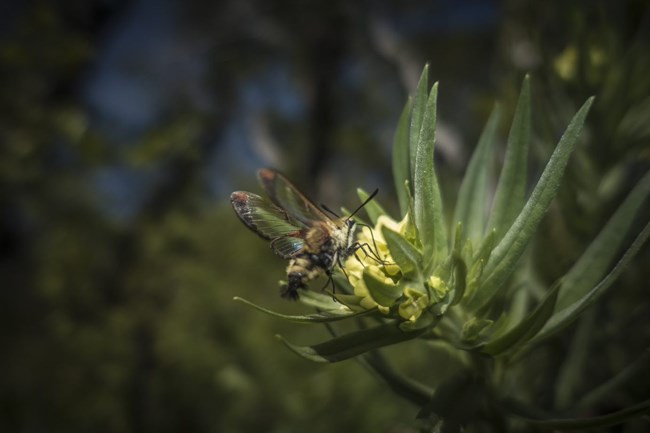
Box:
xmin=230 ymin=168 xmax=377 ymax=300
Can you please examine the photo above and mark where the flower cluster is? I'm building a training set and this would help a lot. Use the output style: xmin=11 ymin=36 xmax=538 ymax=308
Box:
xmin=344 ymin=215 xmax=404 ymax=311
xmin=343 ymin=214 xmax=449 ymax=323
xmin=233 ymin=67 xmax=650 ymax=432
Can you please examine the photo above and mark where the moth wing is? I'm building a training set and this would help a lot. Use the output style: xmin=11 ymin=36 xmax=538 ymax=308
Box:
xmin=270 ymin=236 xmax=306 ymax=259
xmin=230 ymin=191 xmax=306 ymax=243
xmin=257 ymin=168 xmax=331 ymax=226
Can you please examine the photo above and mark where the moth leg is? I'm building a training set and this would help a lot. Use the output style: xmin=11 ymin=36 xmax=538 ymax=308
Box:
xmin=317 ymin=271 xmax=335 ymax=292
xmin=354 ymin=250 xmax=366 ymax=268
xmin=353 ymin=241 xmax=383 ymax=264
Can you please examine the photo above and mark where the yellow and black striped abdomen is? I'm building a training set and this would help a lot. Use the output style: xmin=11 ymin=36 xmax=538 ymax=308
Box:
xmin=281 ymin=249 xmax=336 ymax=299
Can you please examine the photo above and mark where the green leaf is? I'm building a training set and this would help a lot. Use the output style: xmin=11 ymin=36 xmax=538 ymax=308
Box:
xmin=381 ymin=226 xmax=422 ymax=279
xmin=465 ymin=229 xmax=497 ymax=299
xmin=503 ymin=397 xmax=650 ymax=430
xmin=557 ymin=171 xmax=650 ymax=310
xmin=363 ymin=268 xmax=402 ymax=306
xmin=413 ymin=82 xmax=447 ymax=269
xmin=360 ymin=352 xmax=432 ymax=406
xmin=277 ymin=323 xmax=426 ymax=363
xmin=295 ymin=289 xmax=345 ymax=310
xmin=450 ymin=253 xmax=467 ymax=305
xmin=450 ymin=224 xmax=468 ymax=305
xmin=574 ymin=348 xmax=650 ymax=411
xmin=233 ymin=297 xmax=378 ymax=323
xmin=403 ymin=179 xmax=419 ymax=244
xmin=332 ymin=273 xmax=354 ymax=295
xmin=487 ymin=76 xmax=531 ymax=240
xmin=453 ymin=222 xmax=464 ymax=255
xmin=496 ymin=173 xmax=650 ymax=340
xmin=554 ymin=309 xmax=596 ymax=409
xmin=409 ymin=65 xmax=429 ymax=179
xmin=331 ymin=293 xmax=365 ymax=309
xmin=531 ymin=219 xmax=650 ymax=343
xmin=467 ymin=97 xmax=594 ymax=311
xmin=357 ymin=188 xmax=386 ymax=225
xmin=480 ymin=283 xmax=559 ymax=355
xmin=392 ymin=97 xmax=413 ymax=216
xmin=453 ymin=104 xmax=501 ymax=243
xmin=472 ymin=228 xmax=497 ymax=264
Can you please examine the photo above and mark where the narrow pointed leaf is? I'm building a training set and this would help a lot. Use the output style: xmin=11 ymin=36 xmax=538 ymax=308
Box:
xmin=409 ymin=65 xmax=429 ymax=178
xmin=481 ymin=283 xmax=559 ymax=355
xmin=554 ymin=309 xmax=596 ymax=409
xmin=332 ymin=293 xmax=365 ymax=310
xmin=277 ymin=323 xmax=426 ymax=363
xmin=332 ymin=273 xmax=354 ymax=295
xmin=363 ymin=268 xmax=402 ymax=306
xmin=532 ymin=220 xmax=650 ymax=343
xmin=233 ymin=297 xmax=378 ymax=323
xmin=487 ymin=76 xmax=531 ymax=240
xmin=557 ymin=171 xmax=650 ymax=310
xmin=472 ymin=228 xmax=497 ymax=264
xmin=575 ymin=348 xmax=650 ymax=411
xmin=467 ymin=97 xmax=594 ymax=311
xmin=450 ymin=254 xmax=467 ymax=305
xmin=357 ymin=188 xmax=386 ymax=225
xmin=296 ymin=289 xmax=345 ymax=310
xmin=413 ymin=82 xmax=447 ymax=268
xmin=454 ymin=104 xmax=502 ymax=242
xmin=504 ymin=397 xmax=650 ymax=430
xmin=453 ymin=222 xmax=464 ymax=254
xmin=403 ymin=179 xmax=419 ymax=244
xmin=360 ymin=353 xmax=432 ymax=406
xmin=382 ymin=226 xmax=422 ymax=278
xmin=393 ymin=97 xmax=413 ymax=215
xmin=465 ymin=229 xmax=497 ymax=300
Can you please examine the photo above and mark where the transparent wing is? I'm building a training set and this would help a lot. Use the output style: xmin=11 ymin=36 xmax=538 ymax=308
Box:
xmin=231 ymin=191 xmax=307 ymax=249
xmin=270 ymin=236 xmax=306 ymax=259
xmin=258 ymin=168 xmax=331 ymax=226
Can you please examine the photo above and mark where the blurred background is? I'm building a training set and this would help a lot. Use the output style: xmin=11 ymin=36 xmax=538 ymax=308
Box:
xmin=1 ymin=0 xmax=649 ymax=432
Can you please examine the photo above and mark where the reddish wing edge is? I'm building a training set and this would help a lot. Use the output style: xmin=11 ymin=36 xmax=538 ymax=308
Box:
xmin=230 ymin=191 xmax=274 ymax=241
xmin=230 ymin=190 xmax=306 ymax=258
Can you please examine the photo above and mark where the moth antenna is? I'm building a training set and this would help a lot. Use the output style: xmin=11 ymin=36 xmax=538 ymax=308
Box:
xmin=320 ymin=203 xmax=340 ymax=218
xmin=347 ymin=188 xmax=379 ymax=221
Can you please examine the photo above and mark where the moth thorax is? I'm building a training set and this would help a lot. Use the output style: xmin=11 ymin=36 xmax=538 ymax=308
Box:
xmin=302 ymin=222 xmax=332 ymax=254
xmin=332 ymin=218 xmax=356 ymax=261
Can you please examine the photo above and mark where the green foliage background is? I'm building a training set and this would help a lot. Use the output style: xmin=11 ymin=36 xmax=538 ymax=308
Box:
xmin=1 ymin=1 xmax=649 ymax=432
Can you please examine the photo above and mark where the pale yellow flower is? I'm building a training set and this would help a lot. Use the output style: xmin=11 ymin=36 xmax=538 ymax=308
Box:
xmin=342 ymin=213 xmax=447 ymax=319
xmin=398 ymin=286 xmax=429 ymax=322
xmin=428 ymin=275 xmax=449 ymax=301
xmin=343 ymin=214 xmax=409 ymax=313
